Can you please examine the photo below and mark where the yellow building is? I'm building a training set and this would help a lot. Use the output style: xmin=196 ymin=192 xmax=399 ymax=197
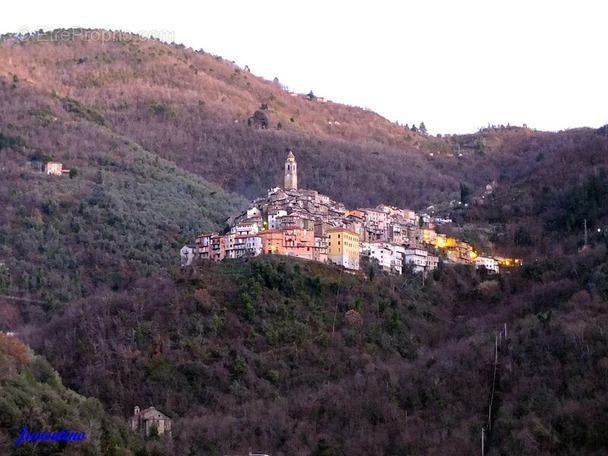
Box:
xmin=327 ymin=227 xmax=360 ymax=270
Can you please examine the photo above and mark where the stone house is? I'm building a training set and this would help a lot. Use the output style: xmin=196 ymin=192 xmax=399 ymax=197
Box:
xmin=129 ymin=406 xmax=171 ymax=437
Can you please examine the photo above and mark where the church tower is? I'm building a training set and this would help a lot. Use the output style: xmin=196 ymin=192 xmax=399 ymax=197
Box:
xmin=284 ymin=150 xmax=298 ymax=190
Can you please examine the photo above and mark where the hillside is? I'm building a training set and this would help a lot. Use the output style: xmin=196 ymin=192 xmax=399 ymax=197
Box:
xmin=0 ymin=29 xmax=513 ymax=208
xmin=2 ymin=27 xmax=608 ymax=456
xmin=0 ymin=73 xmax=246 ymax=318
xmin=3 ymin=30 xmax=606 ymax=214
xmin=26 ymin=255 xmax=608 ymax=456
xmin=0 ymin=333 xmax=150 ymax=455
xmin=0 ymin=30 xmax=425 ymax=146
xmin=447 ymin=126 xmax=608 ymax=260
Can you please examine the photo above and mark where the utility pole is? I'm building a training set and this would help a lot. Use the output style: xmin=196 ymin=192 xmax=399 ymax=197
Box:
xmin=487 ymin=335 xmax=499 ymax=431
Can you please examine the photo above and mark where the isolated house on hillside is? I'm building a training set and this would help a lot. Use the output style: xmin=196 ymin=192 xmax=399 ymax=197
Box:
xmin=44 ymin=162 xmax=63 ymax=175
xmin=129 ymin=406 xmax=172 ymax=437
xmin=44 ymin=161 xmax=71 ymax=176
xmin=475 ymin=256 xmax=499 ymax=274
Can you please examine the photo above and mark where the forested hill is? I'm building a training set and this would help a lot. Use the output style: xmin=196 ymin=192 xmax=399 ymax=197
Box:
xmin=0 ymin=29 xmax=440 ymax=208
xmin=0 ymin=71 xmax=246 ymax=317
xmin=5 ymin=29 xmax=606 ymax=212
xmin=1 ymin=30 xmax=607 ymax=311
xmin=28 ymin=255 xmax=608 ymax=456
xmin=0 ymin=333 xmax=148 ymax=455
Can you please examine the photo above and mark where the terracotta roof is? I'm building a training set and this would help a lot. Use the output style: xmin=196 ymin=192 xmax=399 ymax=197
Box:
xmin=326 ymin=227 xmax=360 ymax=237
xmin=196 ymin=232 xmax=218 ymax=238
xmin=131 ymin=406 xmax=170 ymax=420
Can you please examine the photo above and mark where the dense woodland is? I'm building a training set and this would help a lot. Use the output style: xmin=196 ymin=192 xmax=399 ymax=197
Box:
xmin=2 ymin=31 xmax=606 ymax=215
xmin=0 ymin=75 xmax=245 ymax=313
xmin=26 ymin=254 xmax=608 ymax=456
xmin=0 ymin=29 xmax=607 ymax=455
xmin=1 ymin=29 xmax=593 ymax=210
xmin=0 ymin=333 xmax=148 ymax=455
xmin=445 ymin=128 xmax=608 ymax=258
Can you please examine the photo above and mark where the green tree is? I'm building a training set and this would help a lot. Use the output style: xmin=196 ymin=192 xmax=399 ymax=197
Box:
xmin=433 ymin=258 xmax=445 ymax=280
xmin=0 ymin=263 xmax=10 ymax=292
xmin=148 ymin=423 xmax=159 ymax=440
xmin=514 ymin=225 xmax=533 ymax=246
xmin=248 ymin=110 xmax=268 ymax=129
xmin=460 ymin=183 xmax=471 ymax=205
xmin=312 ymin=439 xmax=337 ymax=456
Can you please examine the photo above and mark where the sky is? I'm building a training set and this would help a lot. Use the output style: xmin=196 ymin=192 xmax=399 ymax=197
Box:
xmin=2 ymin=0 xmax=607 ymax=134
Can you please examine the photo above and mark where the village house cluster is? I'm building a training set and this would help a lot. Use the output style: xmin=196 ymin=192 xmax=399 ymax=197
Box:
xmin=182 ymin=151 xmax=513 ymax=274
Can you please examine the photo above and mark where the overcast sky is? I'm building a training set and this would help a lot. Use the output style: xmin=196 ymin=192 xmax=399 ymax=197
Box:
xmin=2 ymin=0 xmax=607 ymax=134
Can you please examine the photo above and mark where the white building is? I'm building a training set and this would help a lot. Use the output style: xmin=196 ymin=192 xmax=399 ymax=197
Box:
xmin=433 ymin=217 xmax=453 ymax=224
xmin=404 ymin=248 xmax=436 ymax=273
xmin=362 ymin=242 xmax=406 ymax=274
xmin=475 ymin=256 xmax=499 ymax=274
xmin=364 ymin=209 xmax=389 ymax=232
xmin=225 ymin=234 xmax=262 ymax=259
xmin=231 ymin=221 xmax=259 ymax=236
xmin=268 ymin=209 xmax=287 ymax=230
xmin=246 ymin=207 xmax=262 ymax=219
xmin=365 ymin=242 xmax=392 ymax=271
xmin=180 ymin=245 xmax=197 ymax=266
xmin=244 ymin=235 xmax=263 ymax=256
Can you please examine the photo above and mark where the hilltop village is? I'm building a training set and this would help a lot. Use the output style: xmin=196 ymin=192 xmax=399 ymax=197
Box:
xmin=182 ymin=151 xmax=518 ymax=274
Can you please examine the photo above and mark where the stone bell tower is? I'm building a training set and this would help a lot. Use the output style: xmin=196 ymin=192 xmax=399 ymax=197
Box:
xmin=284 ymin=150 xmax=298 ymax=190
